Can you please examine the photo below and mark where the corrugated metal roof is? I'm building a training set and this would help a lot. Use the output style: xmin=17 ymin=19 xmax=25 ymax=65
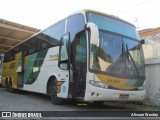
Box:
xmin=0 ymin=18 xmax=40 ymax=54
xmin=139 ymin=27 xmax=160 ymax=37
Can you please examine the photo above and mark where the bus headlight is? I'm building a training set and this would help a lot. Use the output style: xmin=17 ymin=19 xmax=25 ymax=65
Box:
xmin=89 ymin=80 xmax=108 ymax=89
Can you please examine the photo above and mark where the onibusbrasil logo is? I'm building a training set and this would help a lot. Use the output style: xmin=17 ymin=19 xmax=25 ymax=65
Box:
xmin=2 ymin=112 xmax=42 ymax=118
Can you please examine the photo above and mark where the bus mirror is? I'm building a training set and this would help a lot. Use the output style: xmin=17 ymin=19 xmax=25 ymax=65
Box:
xmin=87 ymin=22 xmax=99 ymax=46
xmin=140 ymin=39 xmax=145 ymax=44
xmin=58 ymin=33 xmax=70 ymax=70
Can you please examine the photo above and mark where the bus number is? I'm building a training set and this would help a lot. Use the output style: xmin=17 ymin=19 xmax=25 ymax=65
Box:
xmin=108 ymin=79 xmax=120 ymax=83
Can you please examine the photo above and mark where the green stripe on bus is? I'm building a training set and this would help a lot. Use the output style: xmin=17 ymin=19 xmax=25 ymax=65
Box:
xmin=25 ymin=49 xmax=48 ymax=84
xmin=125 ymin=79 xmax=145 ymax=87
xmin=24 ymin=53 xmax=38 ymax=84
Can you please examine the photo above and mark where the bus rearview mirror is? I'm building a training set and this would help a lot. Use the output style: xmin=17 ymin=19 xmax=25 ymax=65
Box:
xmin=58 ymin=33 xmax=70 ymax=70
xmin=87 ymin=22 xmax=99 ymax=46
xmin=140 ymin=39 xmax=145 ymax=44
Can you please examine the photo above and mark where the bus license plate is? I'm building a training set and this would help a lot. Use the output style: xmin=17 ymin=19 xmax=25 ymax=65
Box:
xmin=119 ymin=94 xmax=129 ymax=99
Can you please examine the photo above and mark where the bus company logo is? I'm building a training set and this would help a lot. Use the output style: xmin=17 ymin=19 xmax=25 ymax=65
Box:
xmin=1 ymin=112 xmax=42 ymax=118
xmin=2 ymin=112 xmax=11 ymax=117
xmin=48 ymin=54 xmax=59 ymax=61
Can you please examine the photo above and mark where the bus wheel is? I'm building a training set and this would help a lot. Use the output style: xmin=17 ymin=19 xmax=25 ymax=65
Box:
xmin=51 ymin=78 xmax=64 ymax=105
xmin=93 ymin=101 xmax=104 ymax=106
xmin=8 ymin=80 xmax=15 ymax=93
xmin=5 ymin=80 xmax=9 ymax=91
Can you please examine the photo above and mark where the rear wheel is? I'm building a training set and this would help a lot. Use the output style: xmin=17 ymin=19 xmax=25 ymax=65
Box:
xmin=50 ymin=78 xmax=65 ymax=105
xmin=8 ymin=80 xmax=15 ymax=93
xmin=5 ymin=80 xmax=9 ymax=91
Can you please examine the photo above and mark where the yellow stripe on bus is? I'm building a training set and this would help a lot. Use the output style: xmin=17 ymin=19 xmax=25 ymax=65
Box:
xmin=96 ymin=74 xmax=136 ymax=90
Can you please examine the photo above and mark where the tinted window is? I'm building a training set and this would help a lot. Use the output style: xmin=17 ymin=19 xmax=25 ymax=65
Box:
xmin=4 ymin=51 xmax=14 ymax=62
xmin=3 ymin=52 xmax=8 ymax=62
xmin=87 ymin=12 xmax=139 ymax=39
xmin=67 ymin=14 xmax=85 ymax=41
xmin=27 ymin=36 xmax=39 ymax=54
xmin=50 ymin=20 xmax=65 ymax=41
xmin=20 ymin=20 xmax=66 ymax=56
xmin=75 ymin=32 xmax=86 ymax=63
xmin=4 ymin=20 xmax=66 ymax=57
xmin=42 ymin=20 xmax=65 ymax=47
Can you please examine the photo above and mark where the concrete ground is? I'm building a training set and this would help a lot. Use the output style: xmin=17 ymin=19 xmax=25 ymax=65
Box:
xmin=0 ymin=87 xmax=159 ymax=119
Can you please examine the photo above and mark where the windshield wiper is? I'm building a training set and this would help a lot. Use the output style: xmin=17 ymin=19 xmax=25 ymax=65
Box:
xmin=126 ymin=44 xmax=140 ymax=76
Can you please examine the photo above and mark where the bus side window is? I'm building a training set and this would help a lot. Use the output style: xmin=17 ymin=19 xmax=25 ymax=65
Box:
xmin=46 ymin=20 xmax=65 ymax=47
xmin=67 ymin=14 xmax=85 ymax=42
xmin=49 ymin=20 xmax=65 ymax=42
xmin=41 ymin=42 xmax=48 ymax=50
xmin=28 ymin=36 xmax=39 ymax=54
xmin=29 ymin=49 xmax=36 ymax=54
xmin=22 ymin=43 xmax=29 ymax=56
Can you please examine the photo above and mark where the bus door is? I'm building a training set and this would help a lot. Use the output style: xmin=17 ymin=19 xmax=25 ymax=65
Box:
xmin=16 ymin=52 xmax=23 ymax=88
xmin=72 ymin=31 xmax=87 ymax=98
xmin=59 ymin=31 xmax=87 ymax=99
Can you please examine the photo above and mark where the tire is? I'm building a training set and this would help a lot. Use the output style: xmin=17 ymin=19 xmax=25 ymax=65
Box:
xmin=50 ymin=78 xmax=65 ymax=105
xmin=47 ymin=80 xmax=52 ymax=95
xmin=8 ymin=80 xmax=15 ymax=93
xmin=5 ymin=80 xmax=9 ymax=91
xmin=93 ymin=101 xmax=104 ymax=106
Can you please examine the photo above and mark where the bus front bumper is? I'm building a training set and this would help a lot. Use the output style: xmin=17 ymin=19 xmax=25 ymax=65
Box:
xmin=84 ymin=86 xmax=145 ymax=102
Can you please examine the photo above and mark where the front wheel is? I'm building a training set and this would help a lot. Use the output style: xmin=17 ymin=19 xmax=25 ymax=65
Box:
xmin=51 ymin=78 xmax=65 ymax=105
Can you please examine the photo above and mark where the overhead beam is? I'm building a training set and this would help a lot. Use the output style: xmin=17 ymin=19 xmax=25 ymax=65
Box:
xmin=0 ymin=49 xmax=6 ymax=52
xmin=0 ymin=22 xmax=38 ymax=34
xmin=0 ymin=43 xmax=12 ymax=48
xmin=0 ymin=34 xmax=22 ymax=42
xmin=0 ymin=52 xmax=4 ymax=54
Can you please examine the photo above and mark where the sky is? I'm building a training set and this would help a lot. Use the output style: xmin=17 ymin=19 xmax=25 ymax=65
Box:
xmin=0 ymin=0 xmax=159 ymax=30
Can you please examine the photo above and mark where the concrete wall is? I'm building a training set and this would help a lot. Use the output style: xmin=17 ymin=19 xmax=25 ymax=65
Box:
xmin=142 ymin=41 xmax=160 ymax=106
xmin=145 ymin=58 xmax=160 ymax=106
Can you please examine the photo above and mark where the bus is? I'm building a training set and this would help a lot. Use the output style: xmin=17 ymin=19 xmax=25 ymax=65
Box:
xmin=0 ymin=54 xmax=3 ymax=85
xmin=1 ymin=10 xmax=145 ymax=105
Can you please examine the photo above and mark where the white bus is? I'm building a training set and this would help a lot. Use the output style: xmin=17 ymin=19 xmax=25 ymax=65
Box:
xmin=1 ymin=10 xmax=145 ymax=105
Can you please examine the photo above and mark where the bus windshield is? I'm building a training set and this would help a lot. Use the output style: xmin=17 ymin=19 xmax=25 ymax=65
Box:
xmin=87 ymin=12 xmax=145 ymax=79
xmin=87 ymin=12 xmax=139 ymax=39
